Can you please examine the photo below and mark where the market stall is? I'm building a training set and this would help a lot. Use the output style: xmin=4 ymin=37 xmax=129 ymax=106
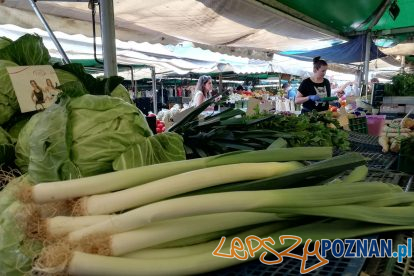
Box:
xmin=0 ymin=1 xmax=414 ymax=275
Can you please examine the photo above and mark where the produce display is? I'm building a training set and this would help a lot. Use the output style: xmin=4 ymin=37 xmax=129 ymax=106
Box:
xmin=384 ymin=73 xmax=414 ymax=96
xmin=0 ymin=34 xmax=185 ymax=183
xmin=0 ymin=32 xmax=414 ymax=276
xmin=169 ymin=96 xmax=350 ymax=159
xmin=379 ymin=118 xmax=414 ymax=153
xmin=2 ymin=148 xmax=414 ymax=275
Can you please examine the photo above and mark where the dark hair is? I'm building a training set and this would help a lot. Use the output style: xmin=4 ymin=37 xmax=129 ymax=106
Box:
xmin=195 ymin=75 xmax=212 ymax=96
xmin=282 ymin=83 xmax=290 ymax=89
xmin=236 ymin=85 xmax=244 ymax=91
xmin=313 ymin=56 xmax=328 ymax=71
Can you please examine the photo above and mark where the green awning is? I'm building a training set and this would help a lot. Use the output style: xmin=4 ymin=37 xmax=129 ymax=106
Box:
xmin=262 ymin=0 xmax=414 ymax=38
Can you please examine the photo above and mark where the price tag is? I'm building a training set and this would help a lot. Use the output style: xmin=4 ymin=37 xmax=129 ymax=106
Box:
xmin=246 ymin=98 xmax=261 ymax=115
xmin=7 ymin=65 xmax=61 ymax=112
xmin=260 ymin=100 xmax=274 ymax=113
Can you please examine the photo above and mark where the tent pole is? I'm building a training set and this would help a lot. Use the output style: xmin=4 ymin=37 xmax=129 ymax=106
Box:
xmin=400 ymin=55 xmax=406 ymax=73
xmin=27 ymin=0 xmax=70 ymax=64
xmin=100 ymin=0 xmax=118 ymax=77
xmin=161 ymin=80 xmax=164 ymax=105
xmin=151 ymin=66 xmax=157 ymax=113
xmin=363 ymin=32 xmax=371 ymax=101
xmin=219 ymin=73 xmax=223 ymax=94
xmin=361 ymin=0 xmax=393 ymax=101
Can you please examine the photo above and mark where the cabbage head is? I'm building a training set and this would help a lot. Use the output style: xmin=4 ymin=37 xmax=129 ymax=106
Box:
xmin=0 ymin=37 xmax=11 ymax=50
xmin=14 ymin=113 xmax=43 ymax=173
xmin=0 ymin=126 xmax=14 ymax=167
xmin=55 ymin=68 xmax=79 ymax=84
xmin=23 ymin=92 xmax=185 ymax=183
xmin=111 ymin=84 xmax=133 ymax=104
xmin=0 ymin=175 xmax=41 ymax=276
xmin=0 ymin=60 xmax=20 ymax=125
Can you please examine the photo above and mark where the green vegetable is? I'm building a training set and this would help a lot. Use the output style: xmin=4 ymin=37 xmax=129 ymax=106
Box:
xmin=343 ymin=165 xmax=368 ymax=183
xmin=82 ymin=212 xmax=287 ymax=256
xmin=171 ymin=103 xmax=350 ymax=158
xmin=34 ymin=219 xmax=414 ymax=275
xmin=111 ymin=84 xmax=133 ymax=104
xmin=71 ymin=161 xmax=303 ymax=215
xmin=21 ymin=89 xmax=184 ymax=183
xmin=53 ymin=63 xmax=123 ymax=97
xmin=67 ymin=182 xmax=398 ymax=241
xmin=384 ymin=73 xmax=414 ymax=96
xmin=0 ymin=34 xmax=50 ymax=65
xmin=28 ymin=147 xmax=331 ymax=204
xmin=0 ymin=60 xmax=20 ymax=125
xmin=14 ymin=113 xmax=43 ymax=173
xmin=185 ymin=152 xmax=366 ymax=195
xmin=0 ymin=126 xmax=14 ymax=167
xmin=0 ymin=37 xmax=12 ymax=50
xmin=0 ymin=176 xmax=41 ymax=276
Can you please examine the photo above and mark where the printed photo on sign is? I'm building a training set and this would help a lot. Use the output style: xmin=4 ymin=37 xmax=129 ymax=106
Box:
xmin=6 ymin=65 xmax=61 ymax=113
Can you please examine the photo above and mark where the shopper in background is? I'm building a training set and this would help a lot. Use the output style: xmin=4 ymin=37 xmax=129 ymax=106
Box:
xmin=282 ymin=82 xmax=297 ymax=100
xmin=334 ymin=81 xmax=354 ymax=97
xmin=295 ymin=56 xmax=331 ymax=113
xmin=190 ymin=75 xmax=213 ymax=107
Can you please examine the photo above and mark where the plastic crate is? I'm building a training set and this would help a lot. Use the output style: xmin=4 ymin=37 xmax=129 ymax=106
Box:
xmin=347 ymin=132 xmax=383 ymax=152
xmin=363 ymin=231 xmax=414 ymax=276
xmin=348 ymin=117 xmax=368 ymax=134
xmin=360 ymin=172 xmax=414 ymax=276
xmin=360 ymin=152 xmax=398 ymax=170
xmin=361 ymin=168 xmax=413 ymax=190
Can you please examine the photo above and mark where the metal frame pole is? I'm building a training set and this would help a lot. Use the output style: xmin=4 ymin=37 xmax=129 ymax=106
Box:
xmin=151 ymin=67 xmax=157 ymax=113
xmin=361 ymin=0 xmax=393 ymax=101
xmin=363 ymin=32 xmax=371 ymax=100
xmin=99 ymin=0 xmax=118 ymax=77
xmin=27 ymin=0 xmax=70 ymax=64
xmin=401 ymin=55 xmax=406 ymax=73
xmin=218 ymin=73 xmax=223 ymax=94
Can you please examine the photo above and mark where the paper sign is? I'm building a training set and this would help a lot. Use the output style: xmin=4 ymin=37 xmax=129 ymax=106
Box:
xmin=7 ymin=65 xmax=61 ymax=113
xmin=259 ymin=100 xmax=274 ymax=113
xmin=246 ymin=98 xmax=261 ymax=115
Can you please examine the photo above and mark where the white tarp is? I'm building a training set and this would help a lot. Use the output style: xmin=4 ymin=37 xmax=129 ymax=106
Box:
xmin=0 ymin=24 xmax=215 ymax=78
xmin=0 ymin=0 xmax=343 ymax=60
xmin=0 ymin=24 xmax=359 ymax=80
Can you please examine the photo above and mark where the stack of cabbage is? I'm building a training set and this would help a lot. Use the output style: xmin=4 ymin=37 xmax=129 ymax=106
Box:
xmin=0 ymin=34 xmax=185 ymax=183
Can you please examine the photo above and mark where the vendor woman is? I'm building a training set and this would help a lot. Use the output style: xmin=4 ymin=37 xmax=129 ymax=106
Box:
xmin=295 ymin=56 xmax=331 ymax=113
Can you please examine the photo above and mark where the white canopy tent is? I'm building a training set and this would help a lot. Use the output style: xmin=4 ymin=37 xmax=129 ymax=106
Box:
xmin=0 ymin=24 xmax=356 ymax=80
xmin=0 ymin=23 xmax=395 ymax=83
xmin=0 ymin=0 xmax=344 ymax=60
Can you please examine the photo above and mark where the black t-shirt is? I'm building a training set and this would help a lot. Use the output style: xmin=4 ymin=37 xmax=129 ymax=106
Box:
xmin=298 ymin=78 xmax=331 ymax=112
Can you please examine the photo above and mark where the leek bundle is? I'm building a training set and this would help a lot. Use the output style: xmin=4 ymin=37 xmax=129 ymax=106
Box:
xmin=2 ymin=149 xmax=414 ymax=276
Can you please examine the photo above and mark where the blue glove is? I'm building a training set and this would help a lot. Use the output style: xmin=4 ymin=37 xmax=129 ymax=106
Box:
xmin=308 ymin=95 xmax=321 ymax=102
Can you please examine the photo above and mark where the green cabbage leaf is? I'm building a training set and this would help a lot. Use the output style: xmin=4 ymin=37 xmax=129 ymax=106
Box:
xmin=0 ymin=34 xmax=50 ymax=65
xmin=21 ymin=82 xmax=185 ymax=182
xmin=0 ymin=37 xmax=12 ymax=50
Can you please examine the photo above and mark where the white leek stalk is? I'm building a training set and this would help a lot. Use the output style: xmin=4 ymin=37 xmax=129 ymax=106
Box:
xmin=76 ymin=162 xmax=302 ymax=215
